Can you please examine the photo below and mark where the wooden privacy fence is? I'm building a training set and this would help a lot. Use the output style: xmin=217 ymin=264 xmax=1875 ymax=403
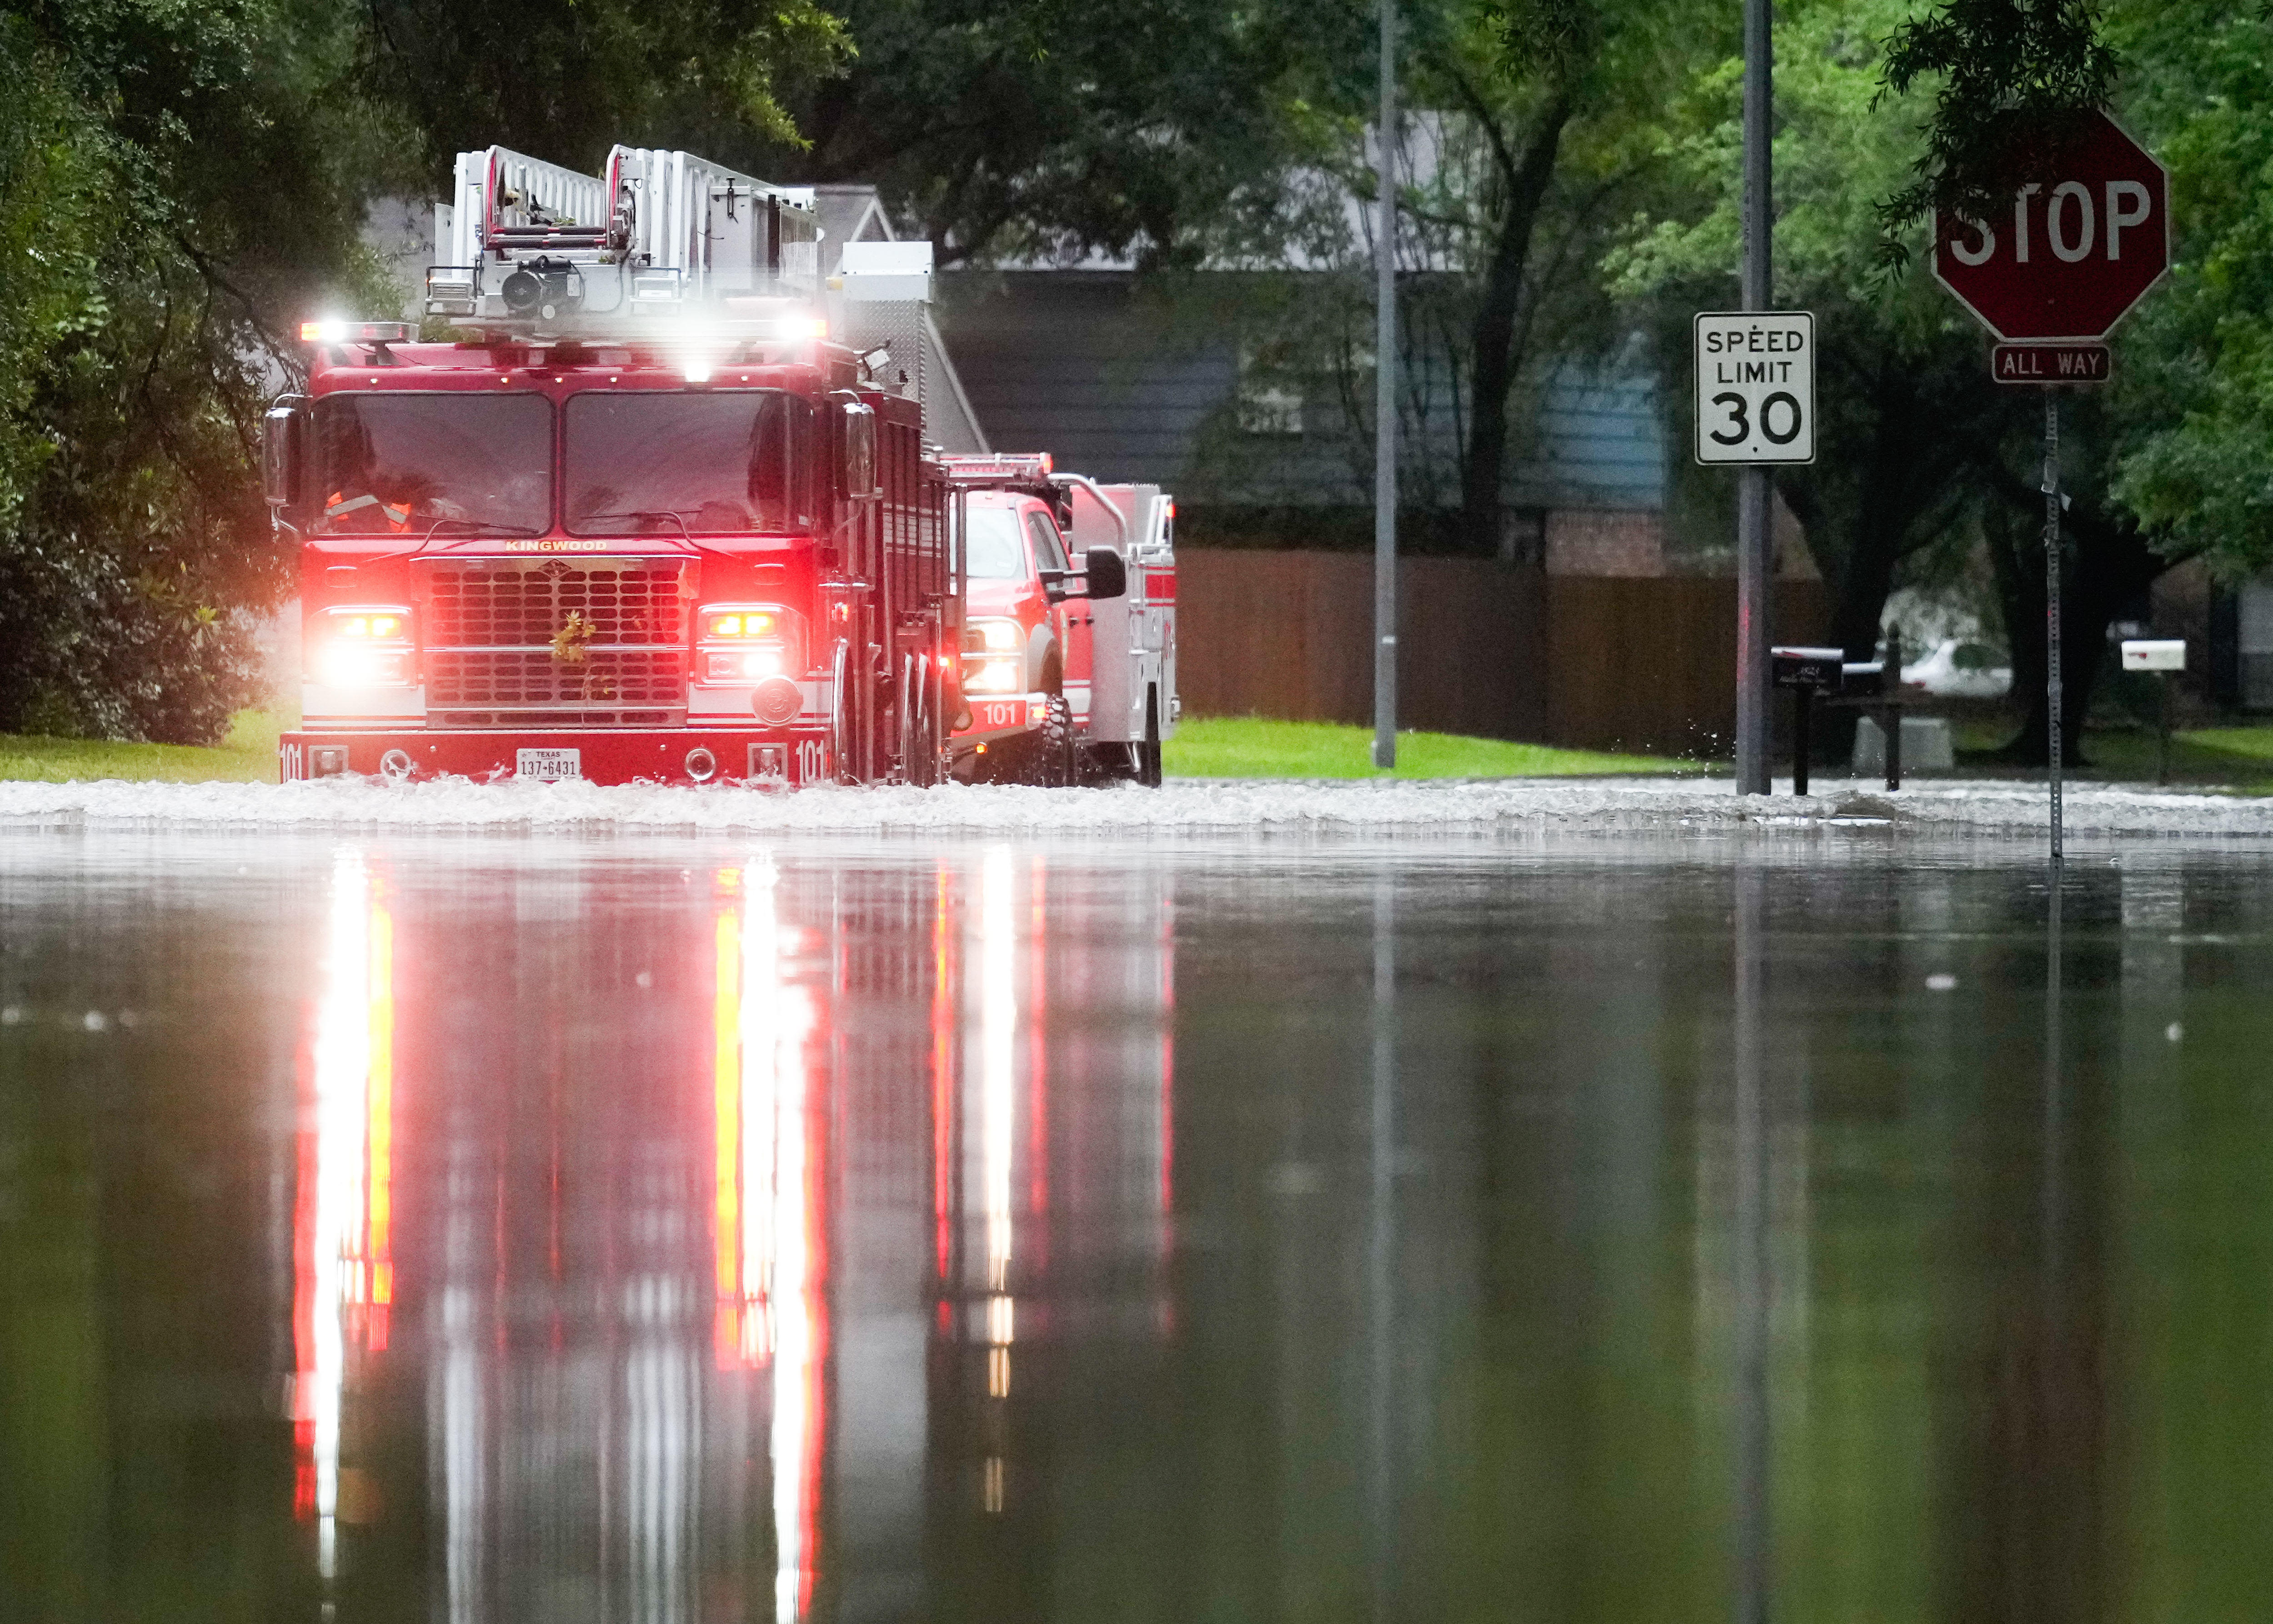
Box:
xmin=1175 ymin=550 xmax=1831 ymax=758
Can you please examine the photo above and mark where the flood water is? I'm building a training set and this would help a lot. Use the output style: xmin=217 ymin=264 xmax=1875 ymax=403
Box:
xmin=3 ymin=828 xmax=2271 ymax=1623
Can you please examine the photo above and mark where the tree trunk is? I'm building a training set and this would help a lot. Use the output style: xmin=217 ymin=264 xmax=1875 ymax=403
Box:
xmin=1457 ymin=100 xmax=1574 ymax=556
xmin=1983 ymin=485 xmax=2171 ymax=767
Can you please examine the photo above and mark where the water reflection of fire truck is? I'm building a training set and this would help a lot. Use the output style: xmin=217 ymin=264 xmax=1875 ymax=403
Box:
xmin=264 ymin=143 xmax=1155 ymax=789
xmin=292 ymin=848 xmax=1175 ymax=1617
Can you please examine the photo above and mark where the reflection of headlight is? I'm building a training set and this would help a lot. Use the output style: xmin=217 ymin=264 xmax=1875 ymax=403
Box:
xmin=963 ymin=656 xmax=1021 ymax=694
xmin=318 ymin=646 xmax=410 ymax=687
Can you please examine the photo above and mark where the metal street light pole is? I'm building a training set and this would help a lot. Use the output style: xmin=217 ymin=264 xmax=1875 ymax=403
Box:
xmin=1734 ymin=0 xmax=1774 ymax=794
xmin=1372 ymin=0 xmax=1398 ymax=771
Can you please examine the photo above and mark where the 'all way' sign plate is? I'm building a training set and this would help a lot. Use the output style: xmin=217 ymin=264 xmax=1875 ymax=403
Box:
xmin=1991 ymin=341 xmax=2111 ymax=386
xmin=1694 ymin=311 xmax=1815 ymax=465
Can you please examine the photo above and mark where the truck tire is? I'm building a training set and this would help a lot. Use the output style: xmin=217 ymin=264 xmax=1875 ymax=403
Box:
xmin=1138 ymin=687 xmax=1164 ymax=788
xmin=1032 ymin=694 xmax=1076 ymax=787
xmin=830 ymin=639 xmax=858 ymax=783
xmin=898 ymin=653 xmax=939 ymax=787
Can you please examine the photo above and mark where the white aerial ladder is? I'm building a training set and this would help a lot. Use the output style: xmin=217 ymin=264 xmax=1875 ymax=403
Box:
xmin=423 ymin=144 xmax=901 ymax=339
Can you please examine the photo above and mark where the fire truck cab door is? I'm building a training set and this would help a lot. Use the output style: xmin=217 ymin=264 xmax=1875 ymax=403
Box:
xmin=1029 ymin=511 xmax=1089 ymax=709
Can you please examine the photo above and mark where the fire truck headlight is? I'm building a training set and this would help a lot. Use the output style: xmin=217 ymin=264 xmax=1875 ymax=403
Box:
xmin=316 ymin=606 xmax=412 ymax=687
xmin=705 ymin=648 xmax=785 ymax=683
xmin=964 ymin=656 xmax=1021 ymax=694
xmin=318 ymin=646 xmax=410 ymax=687
xmin=968 ymin=618 xmax=1023 ymax=653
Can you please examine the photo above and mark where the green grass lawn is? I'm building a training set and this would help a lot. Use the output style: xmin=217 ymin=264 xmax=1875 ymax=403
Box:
xmin=2069 ymin=725 xmax=2273 ymax=791
xmin=1163 ymin=716 xmax=1693 ymax=779
xmin=0 ymin=709 xmax=283 ymax=784
xmin=10 ymin=708 xmax=2273 ymax=791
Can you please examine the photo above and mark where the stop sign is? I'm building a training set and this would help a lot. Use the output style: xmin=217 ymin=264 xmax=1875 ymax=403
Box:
xmin=1933 ymin=112 xmax=2169 ymax=341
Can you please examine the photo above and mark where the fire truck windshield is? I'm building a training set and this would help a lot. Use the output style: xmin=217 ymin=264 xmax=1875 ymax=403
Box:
xmin=312 ymin=394 xmax=551 ymax=536
xmin=564 ymin=391 xmax=814 ymax=536
xmin=964 ymin=508 xmax=1030 ymax=580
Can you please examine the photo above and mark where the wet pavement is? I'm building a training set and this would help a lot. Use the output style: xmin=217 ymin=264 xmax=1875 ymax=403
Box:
xmin=2 ymin=829 xmax=2271 ymax=1622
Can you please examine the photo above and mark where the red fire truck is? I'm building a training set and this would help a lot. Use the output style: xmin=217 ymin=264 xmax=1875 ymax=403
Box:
xmin=263 ymin=143 xmax=1152 ymax=789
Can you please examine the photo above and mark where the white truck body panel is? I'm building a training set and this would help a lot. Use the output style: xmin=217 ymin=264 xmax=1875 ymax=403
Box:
xmin=1066 ymin=482 xmax=1177 ymax=746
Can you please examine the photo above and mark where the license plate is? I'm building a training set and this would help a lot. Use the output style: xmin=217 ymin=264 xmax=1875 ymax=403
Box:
xmin=516 ymin=748 xmax=582 ymax=782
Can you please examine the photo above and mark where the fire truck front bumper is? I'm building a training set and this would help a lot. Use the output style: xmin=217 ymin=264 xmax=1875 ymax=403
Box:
xmin=280 ymin=727 xmax=835 ymax=787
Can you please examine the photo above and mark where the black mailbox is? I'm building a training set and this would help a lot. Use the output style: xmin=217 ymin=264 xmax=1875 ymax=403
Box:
xmin=1772 ymin=647 xmax=1845 ymax=693
xmin=1840 ymin=662 xmax=1886 ymax=697
xmin=1770 ymin=646 xmax=1843 ymax=796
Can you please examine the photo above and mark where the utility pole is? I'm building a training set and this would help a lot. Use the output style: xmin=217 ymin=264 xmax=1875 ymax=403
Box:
xmin=1734 ymin=0 xmax=1773 ymax=795
xmin=1372 ymin=0 xmax=1398 ymax=771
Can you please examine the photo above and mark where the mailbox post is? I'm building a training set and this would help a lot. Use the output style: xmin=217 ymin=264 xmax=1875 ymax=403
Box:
xmin=1828 ymin=625 xmax=1905 ymax=789
xmin=1771 ymin=646 xmax=1843 ymax=795
xmin=2121 ymin=638 xmax=2187 ymax=785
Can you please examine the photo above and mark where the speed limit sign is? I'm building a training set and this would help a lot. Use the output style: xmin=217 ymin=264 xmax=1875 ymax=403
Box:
xmin=1694 ymin=311 xmax=1815 ymax=464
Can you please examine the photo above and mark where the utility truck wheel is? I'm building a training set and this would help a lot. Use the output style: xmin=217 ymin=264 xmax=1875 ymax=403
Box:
xmin=1138 ymin=687 xmax=1164 ymax=788
xmin=1030 ymin=694 xmax=1076 ymax=787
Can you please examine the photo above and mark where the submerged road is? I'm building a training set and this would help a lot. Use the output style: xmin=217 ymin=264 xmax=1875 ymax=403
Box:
xmin=5 ymin=772 xmax=2273 ymax=837
xmin=2 ymin=827 xmax=2270 ymax=1620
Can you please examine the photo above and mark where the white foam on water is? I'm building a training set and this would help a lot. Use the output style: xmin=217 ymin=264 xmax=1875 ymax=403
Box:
xmin=4 ymin=775 xmax=2272 ymax=838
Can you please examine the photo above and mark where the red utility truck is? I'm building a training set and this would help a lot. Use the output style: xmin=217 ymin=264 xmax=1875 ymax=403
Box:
xmin=263 ymin=144 xmax=1147 ymax=788
xmin=940 ymin=456 xmax=1178 ymax=787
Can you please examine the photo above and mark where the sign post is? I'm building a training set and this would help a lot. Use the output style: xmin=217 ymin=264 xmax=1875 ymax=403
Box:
xmin=1732 ymin=0 xmax=1777 ymax=802
xmin=1932 ymin=110 xmax=2171 ymax=864
xmin=1371 ymin=0 xmax=1397 ymax=771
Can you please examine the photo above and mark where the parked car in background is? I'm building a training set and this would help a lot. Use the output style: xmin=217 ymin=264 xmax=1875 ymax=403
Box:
xmin=1901 ymin=637 xmax=2013 ymax=699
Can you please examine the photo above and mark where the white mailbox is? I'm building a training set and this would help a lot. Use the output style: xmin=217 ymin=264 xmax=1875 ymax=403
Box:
xmin=2120 ymin=638 xmax=2187 ymax=672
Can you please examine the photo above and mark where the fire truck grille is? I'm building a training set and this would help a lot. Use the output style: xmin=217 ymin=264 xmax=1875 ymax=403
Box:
xmin=427 ymin=649 xmax=686 ymax=708
xmin=425 ymin=562 xmax=688 ymax=647
xmin=415 ymin=558 xmax=692 ymax=723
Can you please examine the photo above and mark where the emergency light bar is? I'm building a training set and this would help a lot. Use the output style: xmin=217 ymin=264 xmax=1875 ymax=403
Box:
xmin=301 ymin=320 xmax=412 ymax=345
xmin=940 ymin=453 xmax=1054 ymax=482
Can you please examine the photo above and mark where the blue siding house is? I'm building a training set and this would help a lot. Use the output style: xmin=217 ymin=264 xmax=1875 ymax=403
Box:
xmin=935 ymin=271 xmax=1671 ymax=571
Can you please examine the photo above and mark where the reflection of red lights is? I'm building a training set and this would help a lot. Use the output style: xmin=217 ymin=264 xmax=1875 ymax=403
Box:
xmin=934 ymin=863 xmax=954 ymax=1283
xmin=715 ymin=887 xmax=749 ymax=1365
xmin=292 ymin=854 xmax=393 ymax=1575
xmin=368 ymin=903 xmax=394 ymax=1350
xmin=1029 ymin=858 xmax=1048 ymax=1227
xmin=1160 ymin=907 xmax=1175 ymax=1222
xmin=711 ymin=861 xmax=829 ymax=1622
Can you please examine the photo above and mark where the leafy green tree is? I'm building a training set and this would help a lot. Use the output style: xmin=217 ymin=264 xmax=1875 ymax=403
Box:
xmin=1871 ymin=0 xmax=2269 ymax=758
xmin=1875 ymin=0 xmax=2118 ymax=257
xmin=2102 ymin=0 xmax=2273 ymax=576
xmin=756 ymin=0 xmax=1306 ymax=269
xmin=0 ymin=0 xmax=406 ymax=741
xmin=368 ymin=0 xmax=848 ymax=179
xmin=1166 ymin=0 xmax=1705 ymax=553
xmin=1612 ymin=1 xmax=2020 ymax=656
xmin=1612 ymin=0 xmax=2201 ymax=763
